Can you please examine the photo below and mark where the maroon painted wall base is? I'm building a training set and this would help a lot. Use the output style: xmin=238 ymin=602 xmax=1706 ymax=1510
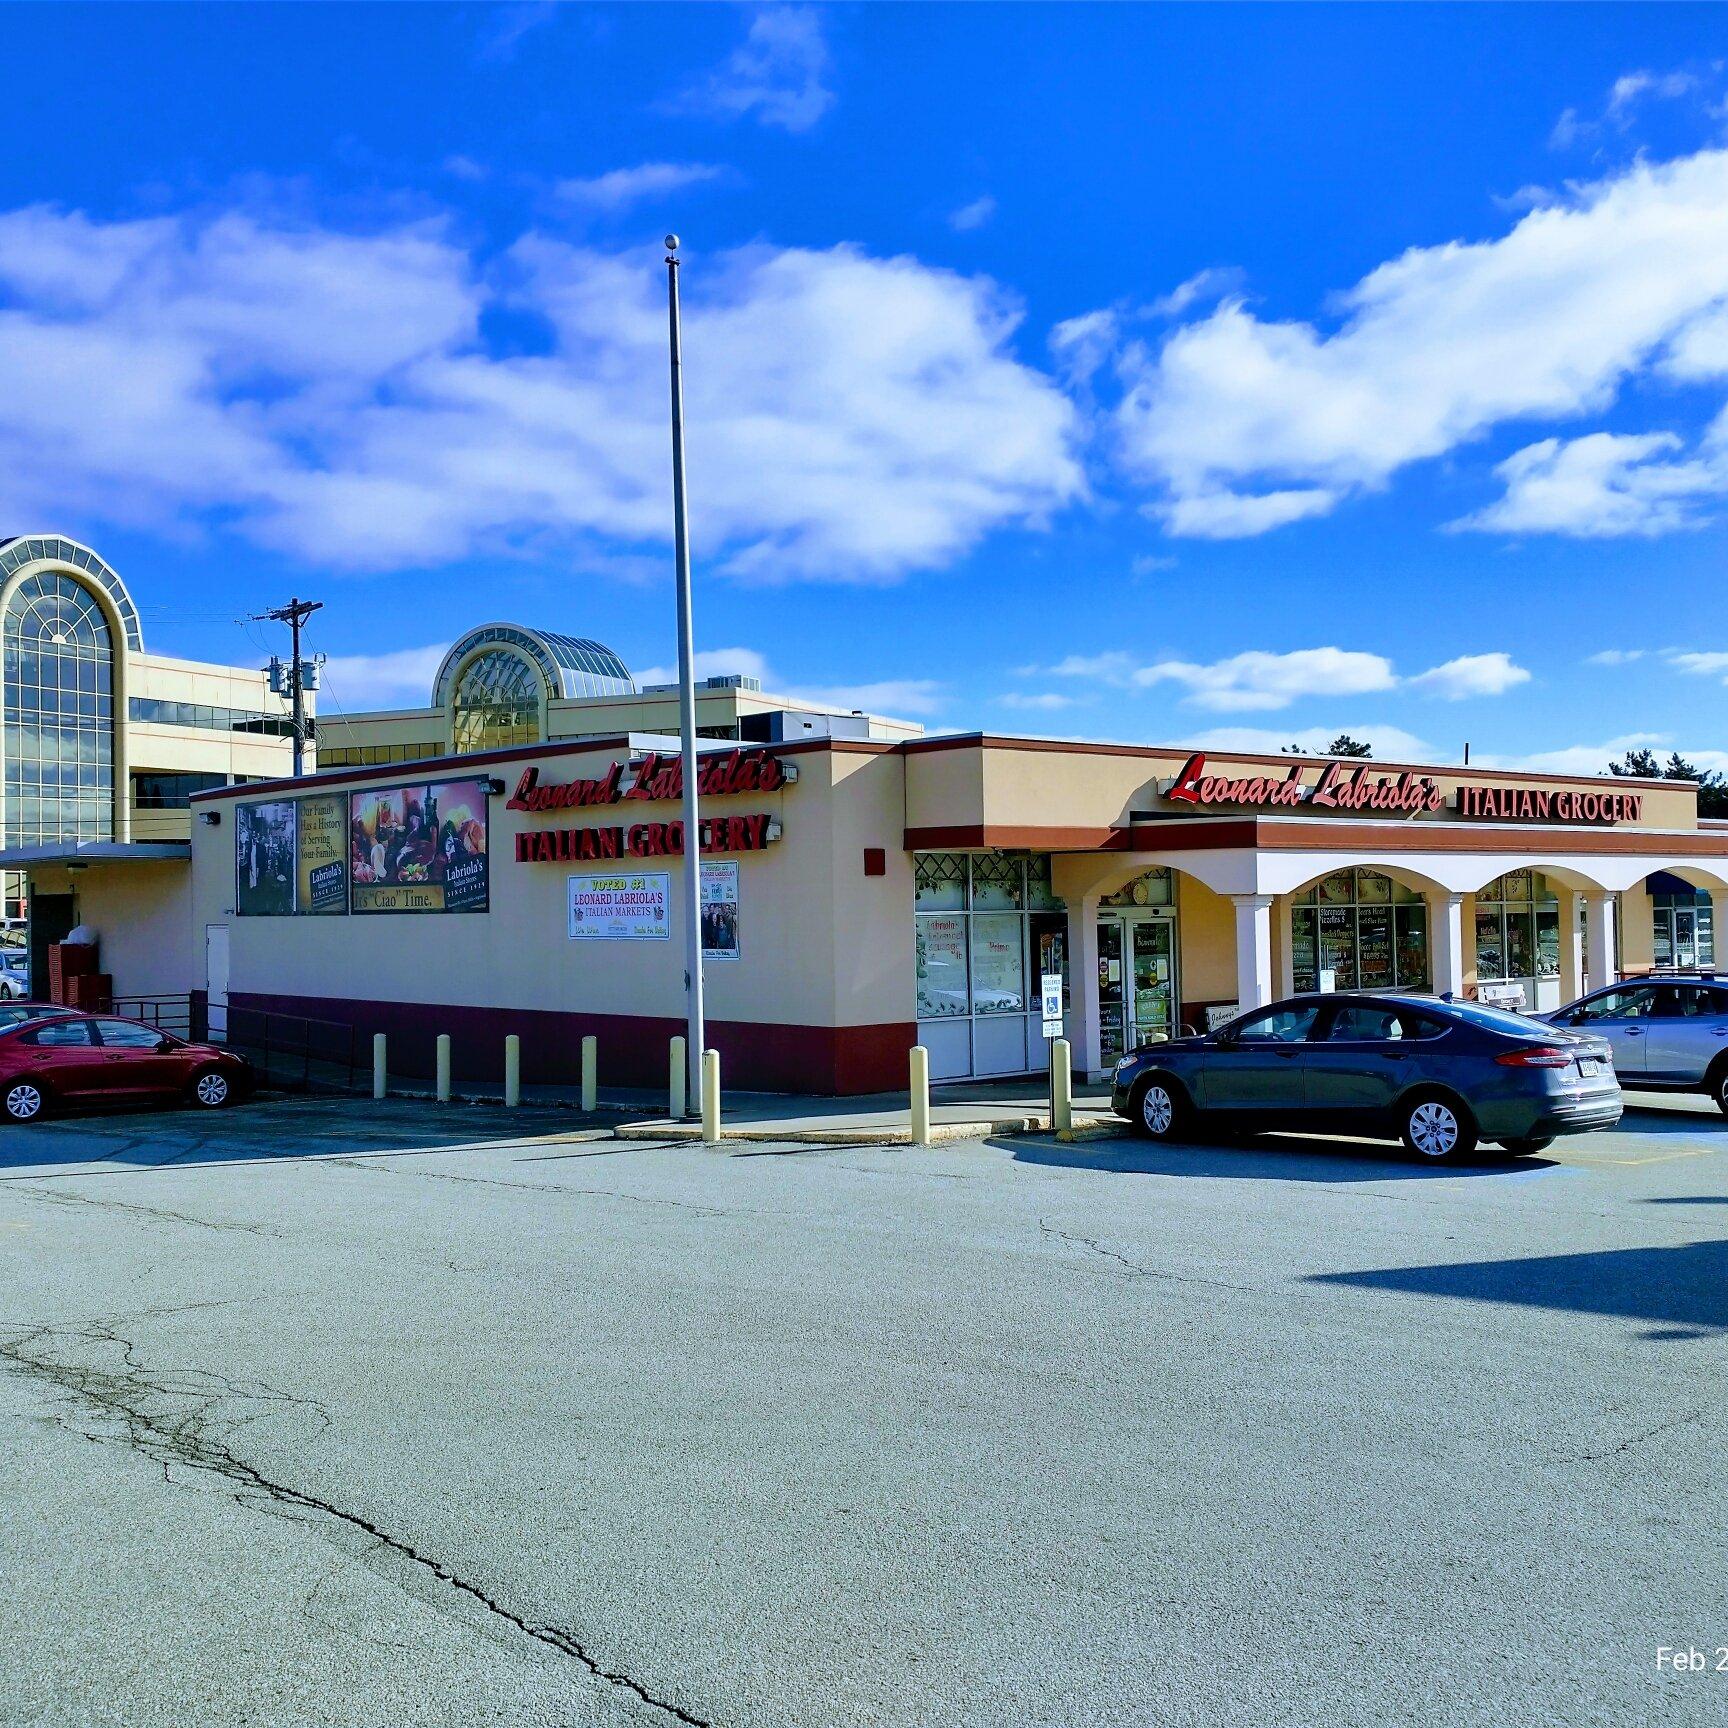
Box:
xmin=227 ymin=991 xmax=917 ymax=1096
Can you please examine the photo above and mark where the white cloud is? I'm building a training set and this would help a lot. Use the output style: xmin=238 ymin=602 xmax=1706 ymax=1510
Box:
xmin=949 ymin=196 xmax=996 ymax=233
xmin=1129 ymin=553 xmax=1176 ymax=575
xmin=1044 ymin=651 xmax=1137 ymax=682
xmin=997 ymin=691 xmax=1077 ymax=711
xmin=1048 ymin=308 xmax=1121 ymax=389
xmin=1586 ymin=648 xmax=1647 ymax=665
xmin=0 ymin=205 xmax=1081 ymax=581
xmin=1668 ymin=650 xmax=1728 ymax=679
xmin=557 ymin=163 xmax=728 ymax=210
xmin=478 ymin=2 xmax=557 ymax=64
xmin=633 ymin=647 xmax=941 ymax=717
xmin=1406 ymin=652 xmax=1532 ymax=699
xmin=1550 ymin=66 xmax=1702 ymax=149
xmin=1096 ymin=146 xmax=1728 ymax=537
xmin=1036 ymin=644 xmax=1529 ymax=710
xmin=1148 ymin=266 xmax=1246 ymax=319
xmin=1607 ymin=68 xmax=1700 ymax=123
xmin=318 ymin=644 xmax=450 ymax=710
xmin=794 ymin=678 xmax=944 ymax=716
xmin=1182 ymin=723 xmax=1437 ymax=760
xmin=1455 ymin=428 xmax=1728 ymax=537
xmin=1469 ymin=732 xmax=1714 ymax=776
xmin=673 ymin=6 xmax=834 ymax=133
xmin=633 ymin=647 xmax=773 ymax=688
xmin=1135 ymin=647 xmax=1397 ymax=712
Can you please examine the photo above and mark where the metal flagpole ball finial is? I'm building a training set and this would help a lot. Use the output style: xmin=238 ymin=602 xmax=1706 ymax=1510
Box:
xmin=665 ymin=233 xmax=680 ymax=253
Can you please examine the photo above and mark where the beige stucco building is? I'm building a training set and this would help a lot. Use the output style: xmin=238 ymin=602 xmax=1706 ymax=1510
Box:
xmin=156 ymin=727 xmax=1728 ymax=1096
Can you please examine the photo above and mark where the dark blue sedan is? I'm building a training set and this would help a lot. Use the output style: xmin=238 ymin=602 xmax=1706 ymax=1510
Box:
xmin=1110 ymin=992 xmax=1621 ymax=1161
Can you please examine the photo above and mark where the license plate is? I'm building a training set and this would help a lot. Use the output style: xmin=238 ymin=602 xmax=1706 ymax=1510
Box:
xmin=1578 ymin=1057 xmax=1599 ymax=1077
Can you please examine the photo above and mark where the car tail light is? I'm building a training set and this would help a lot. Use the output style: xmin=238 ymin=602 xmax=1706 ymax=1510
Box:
xmin=1495 ymin=1045 xmax=1577 ymax=1068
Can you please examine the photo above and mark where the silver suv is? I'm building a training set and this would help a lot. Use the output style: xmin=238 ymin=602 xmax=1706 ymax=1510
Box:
xmin=1547 ymin=977 xmax=1728 ymax=1112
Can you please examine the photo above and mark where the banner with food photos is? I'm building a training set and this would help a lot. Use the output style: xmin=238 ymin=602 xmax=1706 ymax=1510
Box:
xmin=350 ymin=778 xmax=490 ymax=914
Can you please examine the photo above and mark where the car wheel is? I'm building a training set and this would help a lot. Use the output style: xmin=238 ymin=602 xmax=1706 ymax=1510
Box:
xmin=1709 ymin=1059 xmax=1728 ymax=1117
xmin=1400 ymin=1094 xmax=1477 ymax=1163
xmin=1131 ymin=1076 xmax=1186 ymax=1141
xmin=1498 ymin=1136 xmax=1554 ymax=1156
xmin=190 ymin=1069 xmax=233 ymax=1110
xmin=4 ymin=1080 xmax=46 ymax=1123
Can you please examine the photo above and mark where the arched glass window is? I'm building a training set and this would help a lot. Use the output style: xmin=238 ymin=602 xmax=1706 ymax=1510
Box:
xmin=449 ymin=648 xmax=545 ymax=754
xmin=2 ymin=572 xmax=115 ymax=845
xmin=1291 ymin=868 xmax=1429 ymax=993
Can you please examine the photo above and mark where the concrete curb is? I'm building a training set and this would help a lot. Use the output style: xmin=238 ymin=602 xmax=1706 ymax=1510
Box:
xmin=612 ymin=1114 xmax=1125 ymax=1147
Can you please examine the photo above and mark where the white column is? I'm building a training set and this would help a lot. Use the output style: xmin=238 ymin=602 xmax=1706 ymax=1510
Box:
xmin=1231 ymin=894 xmax=1276 ymax=1010
xmin=1427 ymin=893 xmax=1466 ymax=999
xmin=1276 ymin=896 xmax=1296 ymax=999
xmin=1584 ymin=891 xmax=1618 ymax=992
xmin=1069 ymin=897 xmax=1104 ymax=1077
xmin=1557 ymin=889 xmax=1585 ymax=1002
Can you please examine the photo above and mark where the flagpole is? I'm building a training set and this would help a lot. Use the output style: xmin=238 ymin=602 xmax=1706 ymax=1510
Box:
xmin=665 ymin=234 xmax=705 ymax=1113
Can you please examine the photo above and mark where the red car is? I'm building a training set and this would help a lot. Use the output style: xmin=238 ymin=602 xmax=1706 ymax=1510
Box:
xmin=0 ymin=1012 xmax=252 ymax=1123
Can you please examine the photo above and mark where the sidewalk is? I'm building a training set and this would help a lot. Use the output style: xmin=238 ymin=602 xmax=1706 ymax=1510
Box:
xmin=610 ymin=1076 xmax=1124 ymax=1145
xmin=383 ymin=1074 xmax=1125 ymax=1145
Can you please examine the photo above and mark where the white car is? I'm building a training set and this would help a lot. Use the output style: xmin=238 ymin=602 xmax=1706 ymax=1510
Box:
xmin=0 ymin=957 xmax=28 ymax=1000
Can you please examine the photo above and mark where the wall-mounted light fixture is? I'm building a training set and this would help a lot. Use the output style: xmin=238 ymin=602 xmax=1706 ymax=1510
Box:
xmin=482 ymin=777 xmax=507 ymax=796
xmin=198 ymin=810 xmax=222 ymax=827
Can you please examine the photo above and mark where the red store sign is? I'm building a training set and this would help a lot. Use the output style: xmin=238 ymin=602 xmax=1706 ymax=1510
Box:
xmin=1166 ymin=752 xmax=1445 ymax=814
xmin=507 ymin=747 xmax=793 ymax=813
xmin=514 ymin=814 xmax=781 ymax=864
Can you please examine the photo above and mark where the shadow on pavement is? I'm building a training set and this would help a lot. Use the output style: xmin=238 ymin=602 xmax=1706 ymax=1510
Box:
xmin=1009 ymin=1133 xmax=1544 ymax=1182
xmin=1605 ymin=1102 xmax=1726 ymax=1137
xmin=1310 ymin=1240 xmax=1728 ymax=1337
xmin=0 ymin=1097 xmax=606 ymax=1176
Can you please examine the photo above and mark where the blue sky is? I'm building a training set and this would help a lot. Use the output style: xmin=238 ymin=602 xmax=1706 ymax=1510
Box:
xmin=4 ymin=3 xmax=1728 ymax=772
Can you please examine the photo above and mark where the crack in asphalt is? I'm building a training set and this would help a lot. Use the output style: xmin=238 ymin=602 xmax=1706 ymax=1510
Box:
xmin=0 ymin=1316 xmax=712 ymax=1728
xmin=318 ymin=1157 xmax=734 ymax=1216
xmin=5 ymin=1184 xmax=275 ymax=1236
xmin=1039 ymin=1220 xmax=1270 ymax=1295
xmin=1548 ymin=1407 xmax=1707 ymax=1465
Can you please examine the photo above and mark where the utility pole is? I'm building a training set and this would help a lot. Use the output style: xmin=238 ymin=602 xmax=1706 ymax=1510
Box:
xmin=257 ymin=598 xmax=322 ymax=776
xmin=665 ymin=234 xmax=704 ymax=1114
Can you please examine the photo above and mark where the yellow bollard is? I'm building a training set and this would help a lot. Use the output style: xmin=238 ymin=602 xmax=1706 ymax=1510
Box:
xmin=580 ymin=1035 xmax=597 ymax=1112
xmin=701 ymin=1047 xmax=720 ymax=1144
xmin=504 ymin=1034 xmax=521 ymax=1108
xmin=435 ymin=1033 xmax=451 ymax=1103
xmin=910 ymin=1044 xmax=931 ymax=1146
xmin=1052 ymin=1037 xmax=1073 ymax=1135
xmin=669 ymin=1035 xmax=687 ymax=1121
xmin=372 ymin=1032 xmax=387 ymax=1101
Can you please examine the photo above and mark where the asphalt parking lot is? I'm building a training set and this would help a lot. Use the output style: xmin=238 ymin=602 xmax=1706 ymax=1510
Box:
xmin=1 ymin=1093 xmax=1724 ymax=1728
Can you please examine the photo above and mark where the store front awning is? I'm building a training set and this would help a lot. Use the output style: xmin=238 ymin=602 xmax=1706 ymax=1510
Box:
xmin=0 ymin=841 xmax=190 ymax=868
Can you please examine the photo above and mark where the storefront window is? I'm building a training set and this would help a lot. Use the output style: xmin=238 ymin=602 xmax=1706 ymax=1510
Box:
xmin=1651 ymin=884 xmax=1715 ymax=970
xmin=1474 ymin=873 xmax=1560 ymax=984
xmin=914 ymin=853 xmax=1069 ymax=1074
xmin=969 ymin=913 xmax=1026 ymax=1013
xmin=1291 ymin=869 xmax=1427 ymax=993
xmin=914 ymin=911 xmax=969 ymax=1018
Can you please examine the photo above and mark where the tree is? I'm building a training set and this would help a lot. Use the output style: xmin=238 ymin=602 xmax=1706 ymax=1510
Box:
xmin=1281 ymin=734 xmax=1372 ymax=758
xmin=1608 ymin=748 xmax=1661 ymax=779
xmin=1606 ymin=747 xmax=1728 ymax=818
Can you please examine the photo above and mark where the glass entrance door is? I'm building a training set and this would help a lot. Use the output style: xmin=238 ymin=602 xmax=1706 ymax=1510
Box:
xmin=1098 ymin=913 xmax=1178 ymax=1062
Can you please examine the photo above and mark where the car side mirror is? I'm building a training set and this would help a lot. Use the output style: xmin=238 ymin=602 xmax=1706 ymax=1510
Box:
xmin=156 ymin=1036 xmax=175 ymax=1052
xmin=1568 ymin=1011 xmax=1587 ymax=1026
